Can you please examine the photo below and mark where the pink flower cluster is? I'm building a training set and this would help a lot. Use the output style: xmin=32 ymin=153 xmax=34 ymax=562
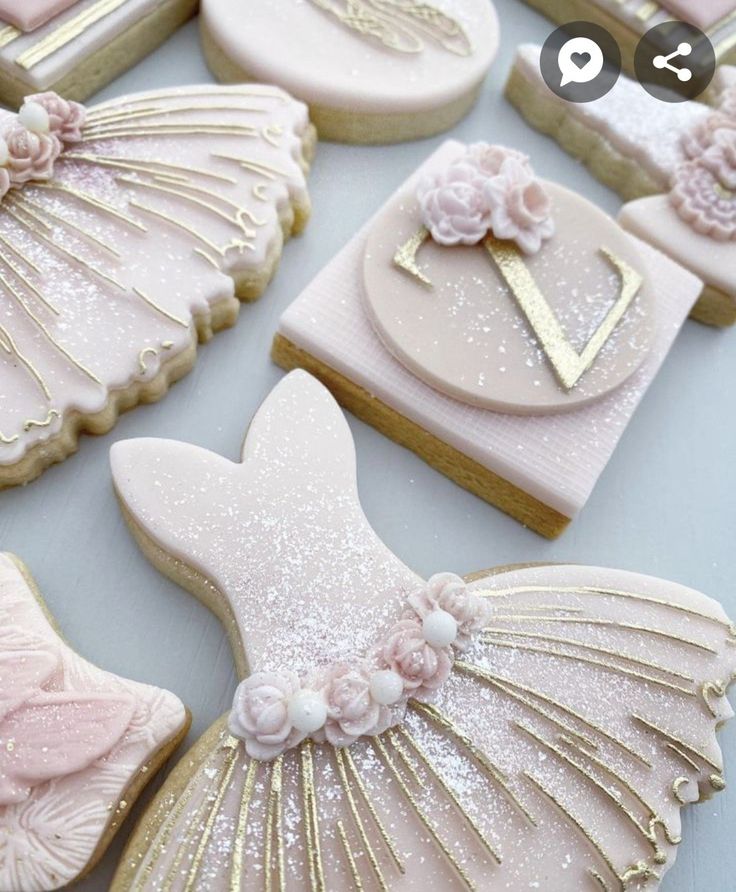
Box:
xmin=417 ymin=143 xmax=555 ymax=255
xmin=672 ymin=106 xmax=736 ymax=241
xmin=0 ymin=92 xmax=86 ymax=200
xmin=228 ymin=573 xmax=491 ymax=760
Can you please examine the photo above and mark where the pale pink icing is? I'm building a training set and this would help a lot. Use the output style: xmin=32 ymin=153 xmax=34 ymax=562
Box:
xmin=0 ymin=553 xmax=188 ymax=892
xmin=0 ymin=0 xmax=80 ymax=32
xmin=657 ymin=0 xmax=736 ymax=31
xmin=110 ymin=372 xmax=736 ymax=891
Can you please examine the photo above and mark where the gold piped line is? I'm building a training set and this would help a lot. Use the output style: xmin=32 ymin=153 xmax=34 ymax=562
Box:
xmin=81 ymin=104 xmax=265 ymax=130
xmin=80 ymin=124 xmax=261 ymax=142
xmin=15 ymin=193 xmax=121 ymax=259
xmin=456 ymin=662 xmax=652 ymax=768
xmin=183 ymin=740 xmax=239 ymax=892
xmin=16 ymin=0 xmax=131 ymax=69
xmin=0 ymin=24 xmax=20 ymax=48
xmin=87 ymin=85 xmax=288 ymax=115
xmin=337 ymin=820 xmax=365 ymax=890
xmin=131 ymin=288 xmax=188 ymax=328
xmin=632 ymin=715 xmax=720 ymax=770
xmin=481 ymin=635 xmax=696 ymax=697
xmin=0 ymin=271 xmax=101 ymax=386
xmin=524 ymin=772 xmax=621 ymax=888
xmin=672 ymin=777 xmax=692 ymax=806
xmin=335 ymin=748 xmax=389 ymax=892
xmin=213 ymin=153 xmax=288 ymax=180
xmin=31 ymin=181 xmax=147 ymax=231
xmin=128 ymin=200 xmax=224 ymax=265
xmin=0 ymin=229 xmax=42 ymax=274
xmin=479 ymin=584 xmax=733 ymax=640
xmin=63 ymin=152 xmax=238 ymax=185
xmin=23 ymin=408 xmax=60 ymax=432
xmin=343 ymin=748 xmax=405 ymax=874
xmin=484 ymin=614 xmax=717 ymax=656
xmin=264 ymin=756 xmax=285 ymax=892
xmin=0 ymin=250 xmax=59 ymax=317
xmin=394 ymin=727 xmax=502 ymax=864
xmin=372 ymin=736 xmax=476 ymax=891
xmin=411 ymin=701 xmax=537 ymax=824
xmin=301 ymin=741 xmax=326 ymax=892
xmin=0 ymin=324 xmax=51 ymax=401
xmin=230 ymin=760 xmax=257 ymax=892
xmin=483 ymin=626 xmax=695 ymax=682
xmin=664 ymin=743 xmax=700 ymax=772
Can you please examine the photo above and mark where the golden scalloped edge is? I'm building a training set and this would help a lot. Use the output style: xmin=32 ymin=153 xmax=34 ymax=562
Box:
xmin=0 ymin=124 xmax=316 ymax=489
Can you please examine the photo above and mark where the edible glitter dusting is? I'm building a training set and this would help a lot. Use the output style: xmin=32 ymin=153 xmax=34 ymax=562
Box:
xmin=109 ymin=371 xmax=736 ymax=891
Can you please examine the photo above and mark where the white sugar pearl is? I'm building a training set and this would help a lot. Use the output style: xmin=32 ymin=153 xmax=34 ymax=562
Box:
xmin=369 ymin=669 xmax=404 ymax=706
xmin=422 ymin=609 xmax=457 ymax=648
xmin=19 ymin=101 xmax=49 ymax=134
xmin=0 ymin=137 xmax=7 ymax=166
xmin=288 ymin=690 xmax=327 ymax=734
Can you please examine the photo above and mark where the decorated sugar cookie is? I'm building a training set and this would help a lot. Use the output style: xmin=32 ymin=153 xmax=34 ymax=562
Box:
xmin=200 ymin=0 xmax=499 ymax=144
xmin=0 ymin=552 xmax=189 ymax=891
xmin=273 ymin=141 xmax=702 ymax=537
xmin=507 ymin=47 xmax=736 ymax=326
xmin=110 ymin=370 xmax=735 ymax=891
xmin=0 ymin=0 xmax=198 ymax=107
xmin=518 ymin=0 xmax=736 ymax=74
xmin=0 ymin=86 xmax=314 ymax=488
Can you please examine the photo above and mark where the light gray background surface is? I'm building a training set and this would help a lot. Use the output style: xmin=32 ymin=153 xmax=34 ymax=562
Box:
xmin=1 ymin=1 xmax=734 ymax=889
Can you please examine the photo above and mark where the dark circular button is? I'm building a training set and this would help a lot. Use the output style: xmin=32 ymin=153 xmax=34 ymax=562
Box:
xmin=634 ymin=22 xmax=716 ymax=102
xmin=540 ymin=22 xmax=621 ymax=103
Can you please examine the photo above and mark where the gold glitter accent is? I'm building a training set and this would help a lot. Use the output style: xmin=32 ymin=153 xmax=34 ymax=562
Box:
xmin=131 ymin=288 xmax=189 ymax=328
xmin=264 ymin=756 xmax=286 ymax=892
xmin=411 ymin=701 xmax=537 ymax=824
xmin=183 ymin=738 xmax=239 ymax=892
xmin=486 ymin=238 xmax=643 ymax=390
xmin=372 ymin=736 xmax=476 ymax=890
xmin=308 ymin=0 xmax=472 ymax=55
xmin=343 ymin=748 xmax=405 ymax=873
xmin=230 ymin=759 xmax=258 ymax=892
xmin=16 ymin=0 xmax=131 ymax=69
xmin=336 ymin=820 xmax=364 ymax=890
xmin=393 ymin=226 xmax=431 ymax=285
xmin=394 ymin=727 xmax=502 ymax=864
xmin=335 ymin=748 xmax=390 ymax=891
xmin=0 ymin=25 xmax=20 ymax=48
xmin=482 ymin=635 xmax=696 ymax=698
xmin=710 ymin=774 xmax=727 ymax=791
xmin=672 ymin=777 xmax=691 ymax=805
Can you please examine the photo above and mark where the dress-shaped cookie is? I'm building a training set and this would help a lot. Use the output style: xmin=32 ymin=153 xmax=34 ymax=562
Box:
xmin=273 ymin=140 xmax=702 ymax=536
xmin=0 ymin=0 xmax=197 ymax=107
xmin=110 ymin=370 xmax=736 ymax=891
xmin=200 ymin=0 xmax=499 ymax=144
xmin=0 ymin=552 xmax=189 ymax=891
xmin=516 ymin=0 xmax=736 ymax=75
xmin=507 ymin=47 xmax=736 ymax=326
xmin=0 ymin=87 xmax=313 ymax=488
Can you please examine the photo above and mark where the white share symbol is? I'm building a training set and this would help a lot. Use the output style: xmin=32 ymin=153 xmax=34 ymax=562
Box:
xmin=653 ymin=42 xmax=693 ymax=82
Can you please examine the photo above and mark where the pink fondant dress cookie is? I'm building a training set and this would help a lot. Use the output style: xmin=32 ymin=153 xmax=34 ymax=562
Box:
xmin=200 ymin=0 xmax=499 ymax=144
xmin=0 ymin=552 xmax=189 ymax=891
xmin=110 ymin=370 xmax=736 ymax=891
xmin=0 ymin=86 xmax=313 ymax=489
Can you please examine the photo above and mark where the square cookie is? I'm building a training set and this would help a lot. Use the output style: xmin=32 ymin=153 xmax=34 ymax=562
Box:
xmin=0 ymin=0 xmax=197 ymax=107
xmin=273 ymin=141 xmax=702 ymax=538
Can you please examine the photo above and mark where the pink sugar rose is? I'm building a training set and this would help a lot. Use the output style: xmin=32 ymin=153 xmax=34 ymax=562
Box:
xmin=682 ymin=113 xmax=736 ymax=161
xmin=465 ymin=142 xmax=531 ymax=179
xmin=702 ymin=129 xmax=736 ymax=190
xmin=670 ymin=159 xmax=736 ymax=242
xmin=313 ymin=663 xmax=392 ymax=747
xmin=5 ymin=124 xmax=60 ymax=187
xmin=408 ymin=573 xmax=491 ymax=652
xmin=228 ymin=670 xmax=303 ymax=760
xmin=380 ymin=618 xmax=453 ymax=702
xmin=418 ymin=161 xmax=492 ymax=246
xmin=26 ymin=92 xmax=87 ymax=143
xmin=483 ymin=156 xmax=555 ymax=255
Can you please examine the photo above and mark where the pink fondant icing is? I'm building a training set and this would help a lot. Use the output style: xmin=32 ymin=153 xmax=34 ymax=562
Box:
xmin=0 ymin=553 xmax=188 ymax=891
xmin=0 ymin=0 xmax=80 ymax=32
